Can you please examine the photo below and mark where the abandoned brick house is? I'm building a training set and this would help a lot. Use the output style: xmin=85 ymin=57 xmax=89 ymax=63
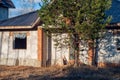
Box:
xmin=0 ymin=0 xmax=120 ymax=67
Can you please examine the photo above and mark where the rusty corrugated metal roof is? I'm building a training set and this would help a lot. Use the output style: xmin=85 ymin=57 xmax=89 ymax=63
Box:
xmin=0 ymin=0 xmax=15 ymax=8
xmin=0 ymin=11 xmax=40 ymax=29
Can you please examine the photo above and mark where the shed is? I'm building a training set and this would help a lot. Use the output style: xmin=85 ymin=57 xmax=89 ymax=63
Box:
xmin=0 ymin=11 xmax=45 ymax=67
xmin=0 ymin=11 xmax=69 ymax=67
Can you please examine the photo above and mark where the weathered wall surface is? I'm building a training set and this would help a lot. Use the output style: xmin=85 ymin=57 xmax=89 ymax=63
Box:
xmin=0 ymin=30 xmax=119 ymax=67
xmin=50 ymin=31 xmax=120 ymax=67
xmin=51 ymin=33 xmax=69 ymax=65
xmin=78 ymin=30 xmax=120 ymax=66
xmin=69 ymin=40 xmax=89 ymax=65
xmin=50 ymin=33 xmax=93 ymax=66
xmin=0 ymin=7 xmax=8 ymax=21
xmin=0 ymin=31 xmax=40 ymax=67
xmin=79 ymin=40 xmax=89 ymax=64
xmin=98 ymin=30 xmax=120 ymax=67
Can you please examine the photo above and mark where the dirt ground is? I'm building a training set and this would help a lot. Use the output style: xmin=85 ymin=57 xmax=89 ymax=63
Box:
xmin=0 ymin=65 xmax=120 ymax=80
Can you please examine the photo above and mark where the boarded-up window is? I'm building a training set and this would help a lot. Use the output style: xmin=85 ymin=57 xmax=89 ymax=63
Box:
xmin=13 ymin=33 xmax=27 ymax=49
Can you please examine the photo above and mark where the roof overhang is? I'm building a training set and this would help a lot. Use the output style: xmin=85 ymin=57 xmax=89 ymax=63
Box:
xmin=0 ymin=17 xmax=40 ymax=30
xmin=106 ymin=22 xmax=120 ymax=29
xmin=0 ymin=26 xmax=32 ymax=29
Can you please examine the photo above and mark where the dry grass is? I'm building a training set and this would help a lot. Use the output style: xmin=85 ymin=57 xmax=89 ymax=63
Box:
xmin=0 ymin=65 xmax=120 ymax=80
xmin=0 ymin=65 xmax=63 ymax=80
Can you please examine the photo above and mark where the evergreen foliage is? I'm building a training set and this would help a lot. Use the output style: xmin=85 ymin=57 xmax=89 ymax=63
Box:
xmin=39 ymin=0 xmax=112 ymax=66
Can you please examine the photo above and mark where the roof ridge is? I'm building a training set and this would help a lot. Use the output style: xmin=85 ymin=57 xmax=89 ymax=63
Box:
xmin=0 ymin=10 xmax=40 ymax=27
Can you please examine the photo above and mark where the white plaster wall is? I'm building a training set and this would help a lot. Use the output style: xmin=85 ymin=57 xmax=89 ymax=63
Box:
xmin=69 ymin=40 xmax=89 ymax=64
xmin=51 ymin=33 xmax=89 ymax=65
xmin=79 ymin=40 xmax=89 ymax=64
xmin=51 ymin=33 xmax=69 ymax=65
xmin=98 ymin=30 xmax=120 ymax=64
xmin=1 ymin=30 xmax=119 ymax=67
xmin=78 ymin=30 xmax=120 ymax=65
xmin=50 ymin=30 xmax=120 ymax=65
xmin=0 ymin=31 xmax=40 ymax=67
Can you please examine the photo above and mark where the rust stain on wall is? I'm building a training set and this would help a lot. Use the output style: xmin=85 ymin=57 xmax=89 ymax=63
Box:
xmin=27 ymin=32 xmax=30 ymax=36
xmin=9 ymin=32 xmax=30 ymax=36
xmin=9 ymin=32 xmax=13 ymax=36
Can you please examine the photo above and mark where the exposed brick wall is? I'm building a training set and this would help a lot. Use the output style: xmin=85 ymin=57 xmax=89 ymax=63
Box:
xmin=88 ymin=48 xmax=94 ymax=65
xmin=88 ymin=40 xmax=94 ymax=65
xmin=37 ymin=27 xmax=43 ymax=62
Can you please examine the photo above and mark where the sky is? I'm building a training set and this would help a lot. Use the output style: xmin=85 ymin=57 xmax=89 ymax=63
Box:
xmin=9 ymin=0 xmax=41 ymax=18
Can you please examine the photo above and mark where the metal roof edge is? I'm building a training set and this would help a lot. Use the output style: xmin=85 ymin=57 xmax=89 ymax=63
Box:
xmin=0 ymin=26 xmax=32 ymax=29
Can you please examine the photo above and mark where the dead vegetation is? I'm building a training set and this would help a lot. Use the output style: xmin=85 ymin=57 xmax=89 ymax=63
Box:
xmin=0 ymin=65 xmax=120 ymax=80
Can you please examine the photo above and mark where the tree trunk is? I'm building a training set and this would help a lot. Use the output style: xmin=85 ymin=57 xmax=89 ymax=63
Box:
xmin=94 ymin=38 xmax=99 ymax=67
xmin=73 ymin=34 xmax=80 ymax=67
xmin=74 ymin=49 xmax=79 ymax=67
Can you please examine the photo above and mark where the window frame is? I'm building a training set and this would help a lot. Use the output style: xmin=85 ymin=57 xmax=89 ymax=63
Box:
xmin=13 ymin=33 xmax=27 ymax=50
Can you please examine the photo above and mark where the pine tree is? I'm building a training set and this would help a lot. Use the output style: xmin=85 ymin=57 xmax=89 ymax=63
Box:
xmin=39 ymin=0 xmax=112 ymax=66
